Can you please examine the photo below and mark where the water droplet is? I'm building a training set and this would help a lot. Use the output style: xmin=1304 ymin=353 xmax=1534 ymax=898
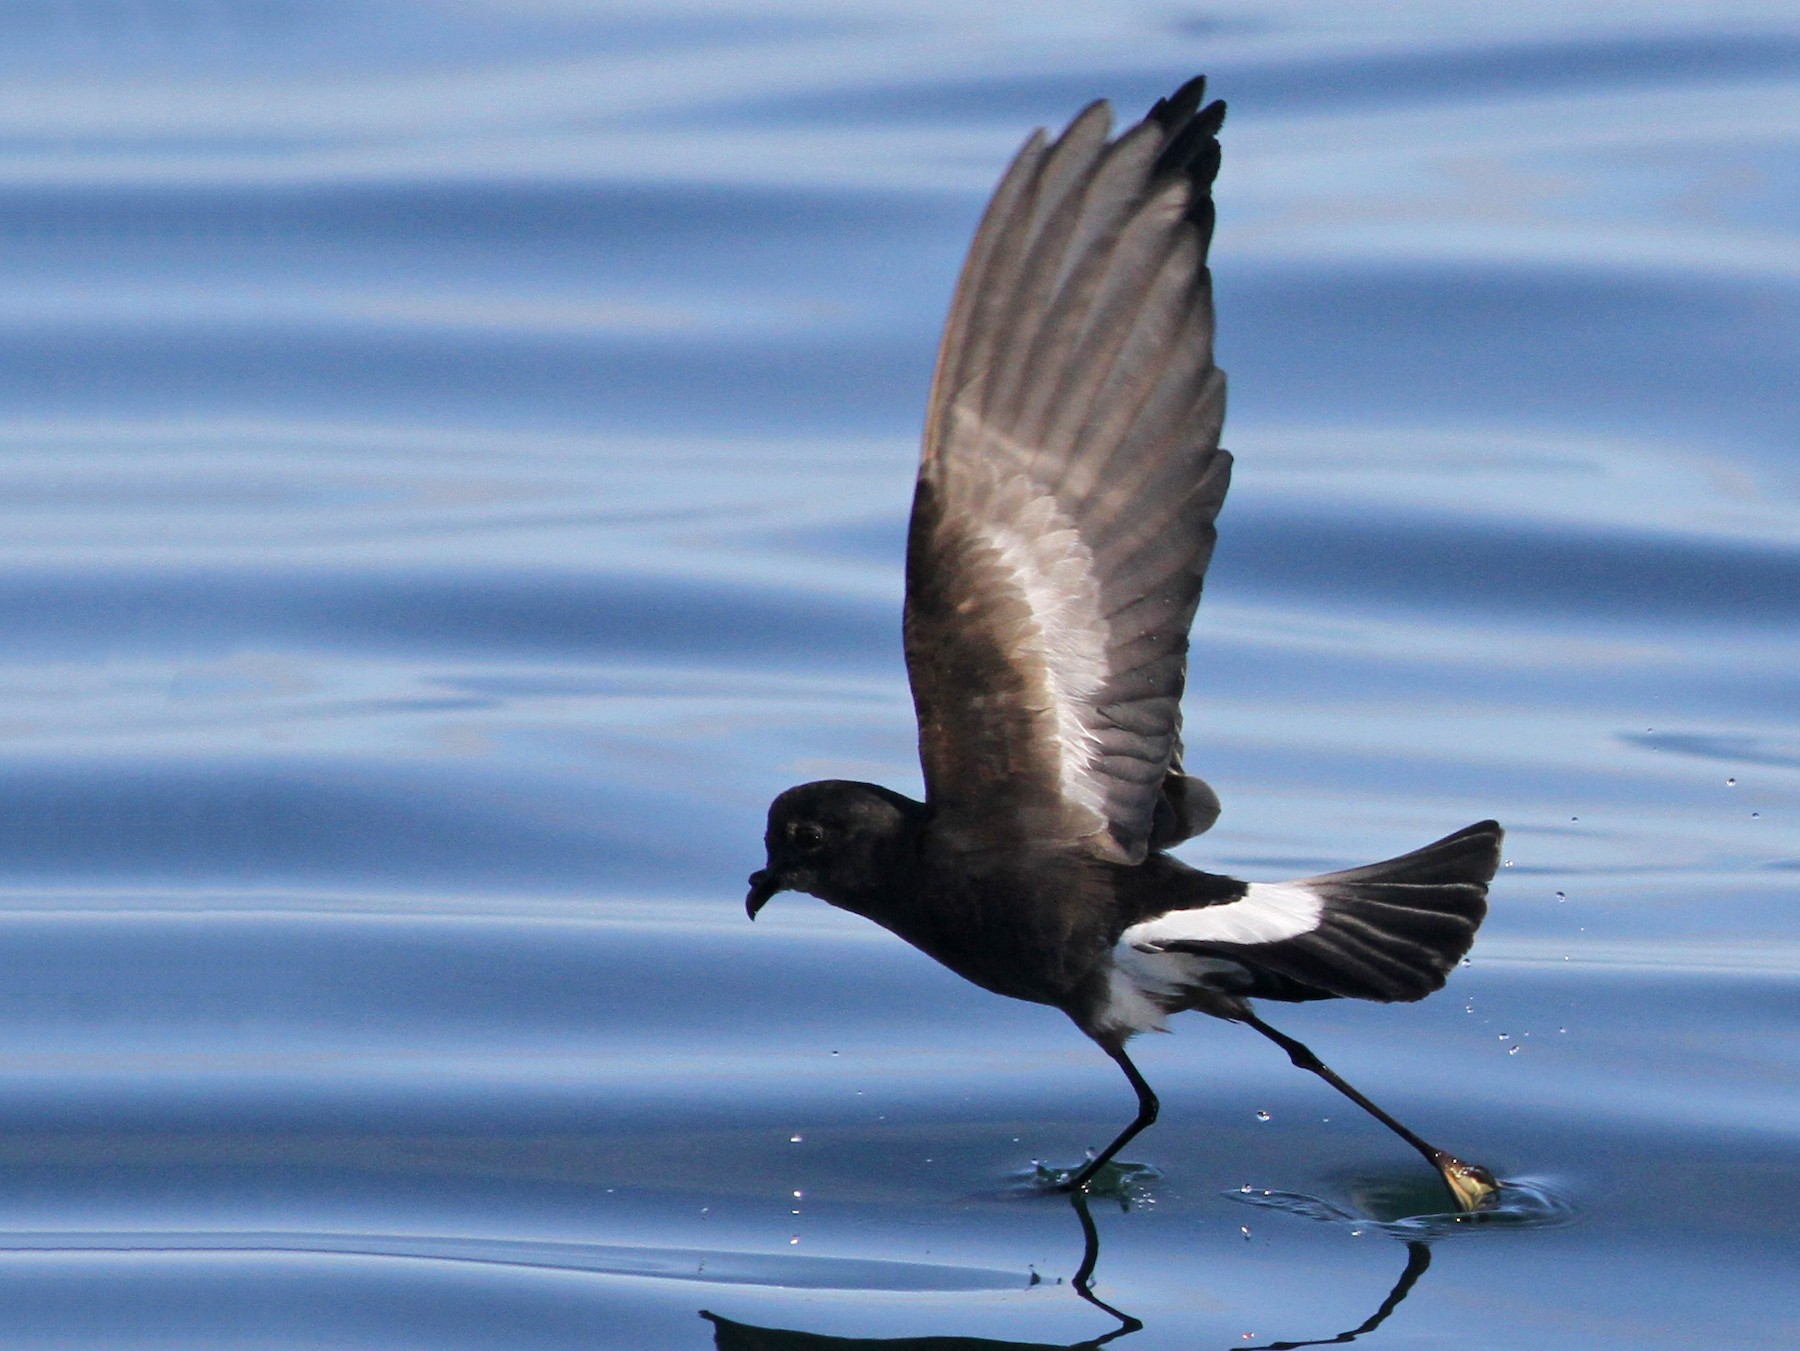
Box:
xmin=1255 ymin=1109 xmax=1271 ymax=1122
xmin=1508 ymin=1045 xmax=1521 ymax=1055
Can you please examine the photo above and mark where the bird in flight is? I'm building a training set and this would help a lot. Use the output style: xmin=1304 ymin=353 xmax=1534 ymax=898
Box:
xmin=747 ymin=76 xmax=1502 ymax=1211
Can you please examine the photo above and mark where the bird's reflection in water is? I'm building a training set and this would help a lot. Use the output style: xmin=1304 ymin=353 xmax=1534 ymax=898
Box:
xmin=700 ymin=1190 xmax=1433 ymax=1351
xmin=1241 ymin=1243 xmax=1431 ymax=1351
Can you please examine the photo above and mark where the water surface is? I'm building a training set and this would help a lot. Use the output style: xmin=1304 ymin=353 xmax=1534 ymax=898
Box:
xmin=1 ymin=3 xmax=1796 ymax=1347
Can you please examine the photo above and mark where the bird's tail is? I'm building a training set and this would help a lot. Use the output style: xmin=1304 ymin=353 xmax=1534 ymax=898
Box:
xmin=1253 ymin=820 xmax=1503 ymax=1002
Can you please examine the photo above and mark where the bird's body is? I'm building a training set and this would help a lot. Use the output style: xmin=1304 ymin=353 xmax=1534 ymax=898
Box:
xmin=760 ymin=777 xmax=1494 ymax=1042
xmin=749 ymin=76 xmax=1503 ymax=1209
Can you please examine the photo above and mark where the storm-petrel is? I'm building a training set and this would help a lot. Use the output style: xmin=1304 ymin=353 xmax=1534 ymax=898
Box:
xmin=747 ymin=76 xmax=1502 ymax=1210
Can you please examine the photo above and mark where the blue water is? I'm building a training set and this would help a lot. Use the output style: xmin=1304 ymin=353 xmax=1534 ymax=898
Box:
xmin=1 ymin=4 xmax=1796 ymax=1347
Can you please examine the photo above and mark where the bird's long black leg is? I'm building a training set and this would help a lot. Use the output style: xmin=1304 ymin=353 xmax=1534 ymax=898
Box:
xmin=1237 ymin=1009 xmax=1498 ymax=1213
xmin=1062 ymin=1043 xmax=1158 ymax=1193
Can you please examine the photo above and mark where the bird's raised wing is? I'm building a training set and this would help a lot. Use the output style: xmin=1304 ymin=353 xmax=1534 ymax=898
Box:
xmin=905 ymin=77 xmax=1231 ymax=864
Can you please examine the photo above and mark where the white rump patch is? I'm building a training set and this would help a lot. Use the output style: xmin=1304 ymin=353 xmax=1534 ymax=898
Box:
xmin=1122 ymin=882 xmax=1325 ymax=949
xmin=1097 ymin=961 xmax=1170 ymax=1036
xmin=1094 ymin=945 xmax=1252 ymax=1037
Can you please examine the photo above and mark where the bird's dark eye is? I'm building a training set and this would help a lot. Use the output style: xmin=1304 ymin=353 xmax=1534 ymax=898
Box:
xmin=787 ymin=821 xmax=825 ymax=851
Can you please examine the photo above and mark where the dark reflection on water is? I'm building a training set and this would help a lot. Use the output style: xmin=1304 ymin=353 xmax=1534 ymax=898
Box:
xmin=701 ymin=1191 xmax=1448 ymax=1351
xmin=1240 ymin=1246 xmax=1431 ymax=1351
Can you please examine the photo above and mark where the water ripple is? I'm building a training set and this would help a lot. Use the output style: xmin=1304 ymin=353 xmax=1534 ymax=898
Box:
xmin=1227 ymin=1175 xmax=1577 ymax=1239
xmin=0 ymin=1230 xmax=1021 ymax=1291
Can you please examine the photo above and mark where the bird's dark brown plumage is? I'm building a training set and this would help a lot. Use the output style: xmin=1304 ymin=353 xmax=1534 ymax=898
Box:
xmin=747 ymin=77 xmax=1504 ymax=1209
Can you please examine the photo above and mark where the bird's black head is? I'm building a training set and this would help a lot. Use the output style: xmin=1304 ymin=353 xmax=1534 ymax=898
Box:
xmin=746 ymin=780 xmax=924 ymax=919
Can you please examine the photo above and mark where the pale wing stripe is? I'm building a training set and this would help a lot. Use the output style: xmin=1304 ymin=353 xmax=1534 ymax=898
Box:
xmin=1123 ymin=882 xmax=1325 ymax=948
xmin=973 ymin=482 xmax=1111 ymax=828
xmin=938 ymin=409 xmax=1119 ymax=834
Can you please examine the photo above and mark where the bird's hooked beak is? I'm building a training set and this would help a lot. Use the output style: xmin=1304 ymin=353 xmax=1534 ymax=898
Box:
xmin=745 ymin=868 xmax=781 ymax=920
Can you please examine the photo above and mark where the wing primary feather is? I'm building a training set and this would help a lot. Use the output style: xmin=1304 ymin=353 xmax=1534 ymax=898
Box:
xmin=1050 ymin=229 xmax=1202 ymax=506
xmin=1153 ymin=95 xmax=1226 ymax=242
xmin=1086 ymin=377 xmax=1228 ymax=567
xmin=1051 ymin=121 xmax=1166 ymax=291
xmin=1009 ymin=124 xmax=1168 ymax=448
xmin=923 ymin=129 xmax=1050 ymax=470
xmin=1028 ymin=186 xmax=1193 ymax=474
xmin=1087 ymin=449 xmax=1231 ymax=575
xmin=981 ymin=105 xmax=1117 ymax=440
xmin=905 ymin=79 xmax=1233 ymax=861
xmin=1147 ymin=74 xmax=1209 ymax=132
xmin=1085 ymin=343 xmax=1224 ymax=533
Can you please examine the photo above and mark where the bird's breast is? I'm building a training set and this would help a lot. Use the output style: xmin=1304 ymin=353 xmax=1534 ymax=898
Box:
xmin=867 ymin=853 xmax=1119 ymax=1008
